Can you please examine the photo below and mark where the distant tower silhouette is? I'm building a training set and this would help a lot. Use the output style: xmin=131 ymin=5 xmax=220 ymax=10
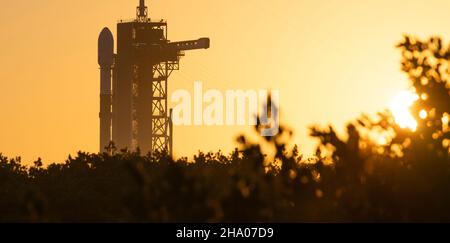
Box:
xmin=98 ymin=0 xmax=210 ymax=156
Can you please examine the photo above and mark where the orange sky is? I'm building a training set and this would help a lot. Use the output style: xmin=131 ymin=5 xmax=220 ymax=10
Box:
xmin=2 ymin=0 xmax=450 ymax=164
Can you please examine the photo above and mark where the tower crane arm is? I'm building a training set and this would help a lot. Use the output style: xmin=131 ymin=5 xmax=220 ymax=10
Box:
xmin=167 ymin=38 xmax=210 ymax=51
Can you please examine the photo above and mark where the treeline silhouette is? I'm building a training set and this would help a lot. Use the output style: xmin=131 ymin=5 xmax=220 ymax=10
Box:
xmin=1 ymin=35 xmax=449 ymax=222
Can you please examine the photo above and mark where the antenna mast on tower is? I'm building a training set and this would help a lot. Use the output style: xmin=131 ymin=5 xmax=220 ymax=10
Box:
xmin=137 ymin=0 xmax=148 ymax=21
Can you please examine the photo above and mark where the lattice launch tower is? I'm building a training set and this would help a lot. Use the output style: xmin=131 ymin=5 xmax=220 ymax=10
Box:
xmin=98 ymin=0 xmax=210 ymax=155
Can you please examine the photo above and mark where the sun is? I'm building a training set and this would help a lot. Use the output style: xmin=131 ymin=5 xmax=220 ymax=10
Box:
xmin=389 ymin=90 xmax=419 ymax=131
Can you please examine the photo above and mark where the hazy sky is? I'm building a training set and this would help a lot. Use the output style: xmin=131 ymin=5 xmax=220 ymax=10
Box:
xmin=2 ymin=0 xmax=450 ymax=164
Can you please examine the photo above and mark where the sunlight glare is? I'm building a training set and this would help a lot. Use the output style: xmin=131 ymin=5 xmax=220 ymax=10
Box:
xmin=389 ymin=91 xmax=419 ymax=131
xmin=419 ymin=110 xmax=428 ymax=119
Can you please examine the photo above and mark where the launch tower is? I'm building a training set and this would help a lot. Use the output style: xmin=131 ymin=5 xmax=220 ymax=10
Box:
xmin=98 ymin=0 xmax=210 ymax=156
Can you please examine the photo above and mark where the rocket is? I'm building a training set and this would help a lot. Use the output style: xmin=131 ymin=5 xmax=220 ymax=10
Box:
xmin=98 ymin=27 xmax=114 ymax=153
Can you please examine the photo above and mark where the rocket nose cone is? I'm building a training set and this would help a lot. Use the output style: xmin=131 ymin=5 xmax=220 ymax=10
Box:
xmin=98 ymin=27 xmax=114 ymax=66
xmin=99 ymin=27 xmax=114 ymax=42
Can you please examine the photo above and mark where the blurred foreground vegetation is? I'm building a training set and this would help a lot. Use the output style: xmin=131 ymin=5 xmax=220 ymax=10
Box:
xmin=1 ymin=36 xmax=449 ymax=222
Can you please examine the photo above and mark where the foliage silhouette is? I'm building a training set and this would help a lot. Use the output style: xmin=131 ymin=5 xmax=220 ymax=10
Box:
xmin=0 ymin=35 xmax=449 ymax=222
